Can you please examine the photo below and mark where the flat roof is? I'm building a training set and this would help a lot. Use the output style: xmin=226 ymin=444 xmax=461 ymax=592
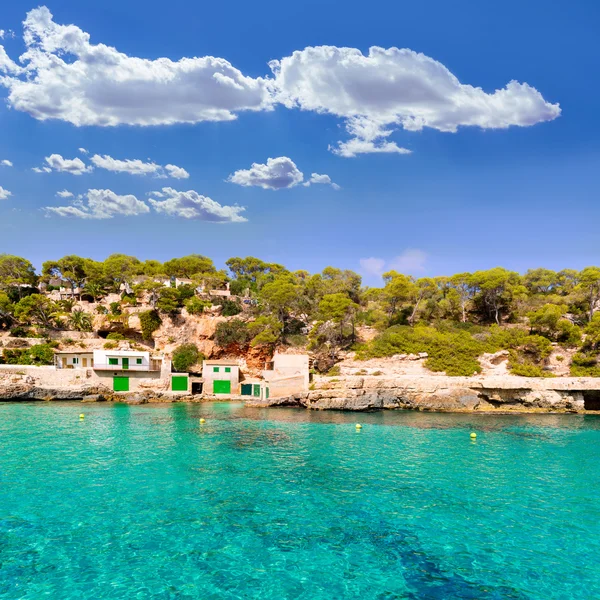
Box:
xmin=204 ymin=359 xmax=240 ymax=365
xmin=55 ymin=350 xmax=94 ymax=355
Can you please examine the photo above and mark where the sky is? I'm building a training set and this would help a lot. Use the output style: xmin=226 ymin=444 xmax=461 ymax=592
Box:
xmin=0 ymin=0 xmax=598 ymax=284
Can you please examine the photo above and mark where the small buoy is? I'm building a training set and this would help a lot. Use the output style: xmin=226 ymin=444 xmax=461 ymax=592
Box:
xmin=79 ymin=413 xmax=85 ymax=420
xmin=470 ymin=432 xmax=477 ymax=439
xmin=355 ymin=423 xmax=362 ymax=430
xmin=199 ymin=418 xmax=206 ymax=424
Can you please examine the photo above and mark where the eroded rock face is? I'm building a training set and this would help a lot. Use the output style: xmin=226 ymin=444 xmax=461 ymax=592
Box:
xmin=269 ymin=376 xmax=589 ymax=413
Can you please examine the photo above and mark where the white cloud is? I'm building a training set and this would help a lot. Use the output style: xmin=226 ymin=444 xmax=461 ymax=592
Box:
xmin=302 ymin=172 xmax=340 ymax=190
xmin=0 ymin=187 xmax=12 ymax=200
xmin=78 ymin=147 xmax=88 ymax=154
xmin=0 ymin=9 xmax=560 ymax=157
xmin=149 ymin=187 xmax=246 ymax=222
xmin=164 ymin=164 xmax=190 ymax=179
xmin=90 ymin=154 xmax=161 ymax=176
xmin=42 ymin=153 xmax=92 ymax=175
xmin=0 ymin=7 xmax=272 ymax=127
xmin=0 ymin=31 xmax=4 ymax=39
xmin=228 ymin=156 xmax=304 ymax=190
xmin=360 ymin=249 xmax=428 ymax=278
xmin=89 ymin=154 xmax=190 ymax=179
xmin=56 ymin=189 xmax=73 ymax=198
xmin=1 ymin=159 xmax=12 ymax=167
xmin=270 ymin=46 xmax=560 ymax=155
xmin=359 ymin=258 xmax=386 ymax=278
xmin=46 ymin=189 xmax=150 ymax=219
xmin=389 ymin=249 xmax=427 ymax=273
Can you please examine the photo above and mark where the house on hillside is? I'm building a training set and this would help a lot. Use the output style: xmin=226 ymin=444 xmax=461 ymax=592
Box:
xmin=202 ymin=359 xmax=240 ymax=395
xmin=55 ymin=351 xmax=95 ymax=369
xmin=92 ymin=349 xmax=165 ymax=392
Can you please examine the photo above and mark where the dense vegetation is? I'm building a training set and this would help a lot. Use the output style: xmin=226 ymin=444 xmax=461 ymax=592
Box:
xmin=1 ymin=253 xmax=600 ymax=375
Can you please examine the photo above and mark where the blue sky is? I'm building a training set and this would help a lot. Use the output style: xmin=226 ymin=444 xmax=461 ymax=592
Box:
xmin=0 ymin=0 xmax=598 ymax=284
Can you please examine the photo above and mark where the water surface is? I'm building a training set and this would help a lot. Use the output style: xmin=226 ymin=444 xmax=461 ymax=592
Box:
xmin=1 ymin=402 xmax=599 ymax=599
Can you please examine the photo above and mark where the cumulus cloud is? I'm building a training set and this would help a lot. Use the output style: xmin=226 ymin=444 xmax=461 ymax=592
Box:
xmin=149 ymin=187 xmax=246 ymax=222
xmin=46 ymin=189 xmax=150 ymax=219
xmin=90 ymin=154 xmax=189 ymax=178
xmin=228 ymin=157 xmax=304 ymax=190
xmin=271 ymin=46 xmax=561 ymax=155
xmin=56 ymin=189 xmax=73 ymax=198
xmin=0 ymin=6 xmax=272 ymax=126
xmin=0 ymin=8 xmax=560 ymax=157
xmin=302 ymin=173 xmax=340 ymax=190
xmin=78 ymin=147 xmax=88 ymax=154
xmin=360 ymin=249 xmax=428 ymax=278
xmin=39 ymin=153 xmax=92 ymax=175
xmin=164 ymin=164 xmax=190 ymax=179
xmin=1 ymin=159 xmax=12 ymax=167
xmin=90 ymin=154 xmax=161 ymax=176
xmin=0 ymin=186 xmax=12 ymax=200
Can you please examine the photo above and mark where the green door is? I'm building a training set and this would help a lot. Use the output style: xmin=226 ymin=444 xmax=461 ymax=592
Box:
xmin=213 ymin=380 xmax=231 ymax=394
xmin=253 ymin=384 xmax=261 ymax=397
xmin=172 ymin=376 xmax=188 ymax=392
xmin=122 ymin=357 xmax=129 ymax=370
xmin=113 ymin=376 xmax=129 ymax=392
xmin=241 ymin=384 xmax=252 ymax=396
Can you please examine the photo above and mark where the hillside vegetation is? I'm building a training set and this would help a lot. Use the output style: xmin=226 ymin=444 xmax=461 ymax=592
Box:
xmin=1 ymin=253 xmax=600 ymax=376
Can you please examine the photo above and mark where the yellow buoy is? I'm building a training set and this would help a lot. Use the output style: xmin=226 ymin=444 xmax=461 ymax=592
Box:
xmin=199 ymin=418 xmax=206 ymax=424
xmin=470 ymin=432 xmax=477 ymax=439
xmin=356 ymin=423 xmax=362 ymax=430
xmin=79 ymin=413 xmax=85 ymax=420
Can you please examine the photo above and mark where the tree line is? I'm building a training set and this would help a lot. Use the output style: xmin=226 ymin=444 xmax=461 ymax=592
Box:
xmin=2 ymin=253 xmax=600 ymax=376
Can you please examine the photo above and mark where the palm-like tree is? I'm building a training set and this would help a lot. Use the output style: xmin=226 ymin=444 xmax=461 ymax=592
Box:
xmin=69 ymin=309 xmax=93 ymax=332
xmin=84 ymin=282 xmax=105 ymax=303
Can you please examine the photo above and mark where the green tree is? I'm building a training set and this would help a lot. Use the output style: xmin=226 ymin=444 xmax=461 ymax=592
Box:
xmin=185 ymin=297 xmax=211 ymax=315
xmin=578 ymin=267 xmax=600 ymax=322
xmin=164 ymin=255 xmax=215 ymax=277
xmin=382 ymin=271 xmax=413 ymax=318
xmin=448 ymin=273 xmax=475 ymax=323
xmin=14 ymin=294 xmax=57 ymax=328
xmin=319 ymin=293 xmax=358 ymax=340
xmin=214 ymin=319 xmax=252 ymax=347
xmin=157 ymin=287 xmax=181 ymax=315
xmin=471 ymin=268 xmax=520 ymax=324
xmin=69 ymin=309 xmax=93 ymax=332
xmin=248 ymin=316 xmax=283 ymax=346
xmin=523 ymin=268 xmax=559 ymax=294
xmin=139 ymin=310 xmax=162 ymax=340
xmin=172 ymin=343 xmax=202 ymax=372
xmin=0 ymin=255 xmax=38 ymax=294
xmin=103 ymin=254 xmax=141 ymax=291
xmin=259 ymin=278 xmax=299 ymax=322
xmin=42 ymin=255 xmax=88 ymax=296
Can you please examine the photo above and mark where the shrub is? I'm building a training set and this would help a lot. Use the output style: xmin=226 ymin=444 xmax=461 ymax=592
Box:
xmin=570 ymin=352 xmax=600 ymax=377
xmin=96 ymin=305 xmax=108 ymax=314
xmin=139 ymin=310 xmax=162 ymax=341
xmin=555 ymin=355 xmax=564 ymax=362
xmin=104 ymin=341 xmax=118 ymax=350
xmin=214 ymin=319 xmax=251 ymax=347
xmin=219 ymin=299 xmax=243 ymax=317
xmin=109 ymin=302 xmax=122 ymax=316
xmin=172 ymin=343 xmax=203 ymax=372
xmin=10 ymin=326 xmax=31 ymax=338
xmin=185 ymin=297 xmax=211 ymax=315
xmin=1 ymin=342 xmax=56 ymax=366
xmin=508 ymin=362 xmax=553 ymax=378
xmin=106 ymin=332 xmax=125 ymax=340
xmin=327 ymin=365 xmax=341 ymax=376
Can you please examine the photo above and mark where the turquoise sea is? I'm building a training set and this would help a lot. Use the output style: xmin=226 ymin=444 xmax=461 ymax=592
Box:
xmin=1 ymin=402 xmax=599 ymax=599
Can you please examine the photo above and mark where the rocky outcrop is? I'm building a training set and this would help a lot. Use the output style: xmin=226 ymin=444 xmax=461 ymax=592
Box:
xmin=250 ymin=375 xmax=599 ymax=413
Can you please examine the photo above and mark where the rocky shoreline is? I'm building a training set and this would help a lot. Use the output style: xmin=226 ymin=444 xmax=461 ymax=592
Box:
xmin=4 ymin=374 xmax=600 ymax=413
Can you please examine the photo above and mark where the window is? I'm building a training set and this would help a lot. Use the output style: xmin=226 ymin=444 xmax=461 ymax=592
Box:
xmin=72 ymin=357 xmax=79 ymax=365
xmin=109 ymin=358 xmax=119 ymax=366
xmin=225 ymin=367 xmax=231 ymax=373
xmin=213 ymin=366 xmax=220 ymax=373
xmin=136 ymin=358 xmax=142 ymax=365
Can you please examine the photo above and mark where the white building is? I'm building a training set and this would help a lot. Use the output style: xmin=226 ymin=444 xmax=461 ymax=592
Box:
xmin=202 ymin=359 xmax=240 ymax=395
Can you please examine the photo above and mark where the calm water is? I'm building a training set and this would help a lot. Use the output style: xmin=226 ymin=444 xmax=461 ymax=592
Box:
xmin=1 ymin=403 xmax=599 ymax=599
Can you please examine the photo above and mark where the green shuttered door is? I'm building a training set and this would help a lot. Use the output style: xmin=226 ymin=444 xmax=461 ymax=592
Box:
xmin=113 ymin=376 xmax=129 ymax=392
xmin=241 ymin=384 xmax=252 ymax=396
xmin=213 ymin=380 xmax=231 ymax=394
xmin=171 ymin=376 xmax=188 ymax=392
